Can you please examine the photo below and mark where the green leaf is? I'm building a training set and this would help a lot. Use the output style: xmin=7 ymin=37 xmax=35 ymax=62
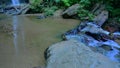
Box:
xmin=55 ymin=0 xmax=60 ymax=3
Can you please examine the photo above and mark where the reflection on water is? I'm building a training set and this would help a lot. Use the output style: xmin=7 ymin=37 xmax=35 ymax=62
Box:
xmin=12 ymin=16 xmax=26 ymax=55
xmin=13 ymin=16 xmax=19 ymax=54
xmin=0 ymin=16 xmax=79 ymax=68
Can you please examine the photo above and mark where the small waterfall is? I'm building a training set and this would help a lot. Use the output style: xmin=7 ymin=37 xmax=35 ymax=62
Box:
xmin=11 ymin=0 xmax=20 ymax=6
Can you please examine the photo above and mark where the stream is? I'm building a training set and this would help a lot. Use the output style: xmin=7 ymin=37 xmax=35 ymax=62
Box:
xmin=0 ymin=15 xmax=79 ymax=68
xmin=64 ymin=22 xmax=120 ymax=62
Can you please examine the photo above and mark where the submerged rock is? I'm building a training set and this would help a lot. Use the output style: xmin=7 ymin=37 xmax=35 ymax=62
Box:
xmin=46 ymin=39 xmax=120 ymax=68
xmin=37 ymin=14 xmax=46 ymax=19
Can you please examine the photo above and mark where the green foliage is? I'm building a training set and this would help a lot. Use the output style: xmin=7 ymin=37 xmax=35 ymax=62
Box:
xmin=61 ymin=0 xmax=79 ymax=7
xmin=112 ymin=9 xmax=120 ymax=17
xmin=79 ymin=0 xmax=91 ymax=7
xmin=29 ymin=0 xmax=120 ymax=22
xmin=61 ymin=0 xmax=70 ymax=7
xmin=78 ymin=9 xmax=94 ymax=21
xmin=118 ymin=18 xmax=120 ymax=22
xmin=77 ymin=0 xmax=94 ymax=20
xmin=30 ymin=0 xmax=43 ymax=13
xmin=104 ymin=0 xmax=120 ymax=22
xmin=29 ymin=0 xmax=59 ymax=14
xmin=44 ymin=6 xmax=58 ymax=16
xmin=55 ymin=0 xmax=60 ymax=2
xmin=61 ymin=0 xmax=91 ymax=7
xmin=54 ymin=0 xmax=61 ymax=3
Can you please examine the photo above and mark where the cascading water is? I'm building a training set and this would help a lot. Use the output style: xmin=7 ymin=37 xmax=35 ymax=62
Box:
xmin=64 ymin=22 xmax=120 ymax=62
xmin=11 ymin=0 xmax=20 ymax=6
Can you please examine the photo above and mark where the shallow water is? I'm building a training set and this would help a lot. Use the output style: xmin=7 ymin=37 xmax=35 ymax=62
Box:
xmin=0 ymin=16 xmax=79 ymax=68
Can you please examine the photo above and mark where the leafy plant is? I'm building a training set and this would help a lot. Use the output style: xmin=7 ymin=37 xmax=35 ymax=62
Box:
xmin=29 ymin=0 xmax=43 ymax=13
xmin=118 ymin=18 xmax=120 ymax=22
xmin=78 ymin=9 xmax=94 ymax=20
xmin=61 ymin=0 xmax=79 ymax=7
xmin=61 ymin=0 xmax=70 ymax=7
xmin=44 ymin=6 xmax=58 ymax=16
xmin=76 ymin=0 xmax=94 ymax=20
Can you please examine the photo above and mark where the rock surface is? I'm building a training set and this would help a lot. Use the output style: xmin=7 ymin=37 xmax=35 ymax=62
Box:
xmin=93 ymin=10 xmax=108 ymax=26
xmin=53 ymin=9 xmax=63 ymax=18
xmin=62 ymin=4 xmax=79 ymax=18
xmin=46 ymin=39 xmax=120 ymax=68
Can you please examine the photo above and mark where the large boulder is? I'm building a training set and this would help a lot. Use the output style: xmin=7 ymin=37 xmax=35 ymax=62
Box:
xmin=62 ymin=4 xmax=79 ymax=18
xmin=45 ymin=39 xmax=120 ymax=68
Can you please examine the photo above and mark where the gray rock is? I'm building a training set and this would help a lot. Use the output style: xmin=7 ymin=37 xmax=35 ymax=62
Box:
xmin=80 ymin=22 xmax=110 ymax=35
xmin=0 ymin=7 xmax=4 ymax=13
xmin=93 ymin=10 xmax=108 ymax=26
xmin=46 ymin=39 xmax=120 ymax=68
xmin=62 ymin=4 xmax=79 ymax=18
xmin=53 ymin=9 xmax=63 ymax=18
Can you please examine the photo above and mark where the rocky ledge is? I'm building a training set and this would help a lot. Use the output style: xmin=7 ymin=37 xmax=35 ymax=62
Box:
xmin=45 ymin=39 xmax=120 ymax=68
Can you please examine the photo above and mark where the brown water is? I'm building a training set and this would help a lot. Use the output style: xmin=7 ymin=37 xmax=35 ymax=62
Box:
xmin=0 ymin=16 xmax=79 ymax=68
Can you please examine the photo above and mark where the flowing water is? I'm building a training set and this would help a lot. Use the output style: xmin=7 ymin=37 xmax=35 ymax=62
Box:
xmin=11 ymin=0 xmax=20 ymax=6
xmin=64 ymin=22 xmax=120 ymax=62
xmin=0 ymin=15 xmax=79 ymax=68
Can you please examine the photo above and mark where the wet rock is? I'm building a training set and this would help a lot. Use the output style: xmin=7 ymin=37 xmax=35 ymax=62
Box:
xmin=80 ymin=22 xmax=110 ymax=35
xmin=95 ymin=47 xmax=108 ymax=55
xmin=105 ymin=23 xmax=120 ymax=33
xmin=44 ymin=47 xmax=50 ymax=60
xmin=102 ymin=40 xmax=120 ymax=49
xmin=63 ymin=20 xmax=120 ymax=62
xmin=46 ymin=39 xmax=120 ymax=68
xmin=115 ymin=53 xmax=120 ymax=62
xmin=0 ymin=6 xmax=4 ymax=13
xmin=62 ymin=4 xmax=79 ymax=18
xmin=115 ymin=39 xmax=120 ymax=45
xmin=85 ymin=32 xmax=109 ymax=41
xmin=89 ymin=46 xmax=99 ymax=52
xmin=100 ymin=45 xmax=112 ymax=51
xmin=113 ymin=32 xmax=120 ymax=39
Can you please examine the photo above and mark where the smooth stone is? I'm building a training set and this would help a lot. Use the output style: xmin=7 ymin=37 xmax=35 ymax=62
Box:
xmin=46 ymin=39 xmax=120 ymax=68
